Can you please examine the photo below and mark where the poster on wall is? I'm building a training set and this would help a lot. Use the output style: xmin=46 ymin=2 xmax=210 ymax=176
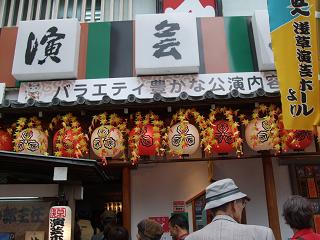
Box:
xmin=162 ymin=0 xmax=216 ymax=17
xmin=173 ymin=201 xmax=185 ymax=212
xmin=25 ymin=231 xmax=44 ymax=240
xmin=0 ymin=233 xmax=14 ymax=240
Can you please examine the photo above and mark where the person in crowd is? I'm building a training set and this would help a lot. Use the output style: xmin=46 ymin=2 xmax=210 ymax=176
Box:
xmin=185 ymin=178 xmax=275 ymax=240
xmin=105 ymin=226 xmax=129 ymax=240
xmin=169 ymin=213 xmax=189 ymax=240
xmin=283 ymin=195 xmax=320 ymax=239
xmin=92 ymin=210 xmax=116 ymax=240
xmin=136 ymin=219 xmax=164 ymax=240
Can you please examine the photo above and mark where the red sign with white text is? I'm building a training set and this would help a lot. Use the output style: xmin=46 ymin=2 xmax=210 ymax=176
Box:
xmin=163 ymin=0 xmax=216 ymax=17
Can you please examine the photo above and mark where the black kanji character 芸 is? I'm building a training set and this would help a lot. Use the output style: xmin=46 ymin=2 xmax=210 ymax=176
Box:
xmin=153 ymin=20 xmax=181 ymax=60
xmin=290 ymin=0 xmax=310 ymax=16
xmin=38 ymin=26 xmax=65 ymax=65
xmin=25 ymin=32 xmax=39 ymax=65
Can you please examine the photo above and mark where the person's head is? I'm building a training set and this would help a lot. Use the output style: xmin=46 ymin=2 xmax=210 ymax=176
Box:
xmin=106 ymin=226 xmax=129 ymax=240
xmin=205 ymin=178 xmax=249 ymax=223
xmin=100 ymin=210 xmax=116 ymax=228
xmin=137 ymin=219 xmax=163 ymax=240
xmin=169 ymin=214 xmax=189 ymax=240
xmin=283 ymin=195 xmax=314 ymax=230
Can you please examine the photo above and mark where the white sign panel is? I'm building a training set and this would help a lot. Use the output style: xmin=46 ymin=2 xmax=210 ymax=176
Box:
xmin=18 ymin=72 xmax=279 ymax=103
xmin=49 ymin=206 xmax=71 ymax=240
xmin=135 ymin=13 xmax=200 ymax=75
xmin=252 ymin=10 xmax=275 ymax=71
xmin=12 ymin=19 xmax=80 ymax=81
xmin=0 ymin=83 xmax=5 ymax=104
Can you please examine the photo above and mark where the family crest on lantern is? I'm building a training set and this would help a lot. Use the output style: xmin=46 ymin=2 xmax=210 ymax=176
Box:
xmin=129 ymin=112 xmax=165 ymax=164
xmin=89 ymin=113 xmax=128 ymax=165
xmin=12 ymin=117 xmax=48 ymax=155
xmin=164 ymin=108 xmax=207 ymax=157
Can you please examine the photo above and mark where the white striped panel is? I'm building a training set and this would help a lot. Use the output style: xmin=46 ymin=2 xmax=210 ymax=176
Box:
xmin=118 ymin=0 xmax=123 ymax=20
xmin=100 ymin=0 xmax=105 ymax=21
xmin=26 ymin=0 xmax=35 ymax=20
xmin=35 ymin=0 xmax=42 ymax=20
xmin=81 ymin=0 xmax=86 ymax=22
xmin=17 ymin=0 xmax=25 ymax=24
xmin=128 ymin=0 xmax=132 ymax=20
xmin=109 ymin=0 xmax=114 ymax=21
xmin=63 ymin=0 xmax=69 ymax=18
xmin=45 ymin=0 xmax=52 ymax=19
xmin=90 ymin=0 xmax=96 ymax=22
xmin=52 ymin=0 xmax=59 ymax=19
xmin=7 ymin=0 xmax=15 ymax=26
xmin=0 ymin=0 xmax=7 ymax=27
xmin=72 ymin=0 xmax=78 ymax=18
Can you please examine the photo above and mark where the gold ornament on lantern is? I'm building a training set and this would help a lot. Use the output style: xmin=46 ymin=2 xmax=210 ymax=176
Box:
xmin=129 ymin=112 xmax=165 ymax=164
xmin=241 ymin=104 xmax=281 ymax=153
xmin=50 ymin=113 xmax=88 ymax=158
xmin=204 ymin=107 xmax=243 ymax=156
xmin=89 ymin=113 xmax=128 ymax=165
xmin=164 ymin=109 xmax=207 ymax=157
xmin=13 ymin=117 xmax=48 ymax=155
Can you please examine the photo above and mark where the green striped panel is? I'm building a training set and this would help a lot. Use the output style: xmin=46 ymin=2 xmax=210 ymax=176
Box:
xmin=86 ymin=22 xmax=111 ymax=78
xmin=224 ymin=17 xmax=254 ymax=72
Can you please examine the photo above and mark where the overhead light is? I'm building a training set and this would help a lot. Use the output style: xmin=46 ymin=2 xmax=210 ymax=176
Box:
xmin=0 ymin=197 xmax=40 ymax=201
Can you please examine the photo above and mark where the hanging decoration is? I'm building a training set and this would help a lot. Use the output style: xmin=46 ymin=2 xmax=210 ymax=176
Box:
xmin=280 ymin=121 xmax=313 ymax=151
xmin=242 ymin=104 xmax=281 ymax=153
xmin=204 ymin=108 xmax=242 ymax=156
xmin=165 ymin=109 xmax=207 ymax=156
xmin=50 ymin=113 xmax=88 ymax=158
xmin=89 ymin=113 xmax=127 ymax=165
xmin=0 ymin=129 xmax=13 ymax=151
xmin=13 ymin=117 xmax=48 ymax=155
xmin=129 ymin=112 xmax=165 ymax=164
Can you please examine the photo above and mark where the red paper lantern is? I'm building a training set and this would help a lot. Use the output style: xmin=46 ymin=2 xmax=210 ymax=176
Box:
xmin=211 ymin=120 xmax=235 ymax=154
xmin=285 ymin=130 xmax=313 ymax=150
xmin=53 ymin=129 xmax=86 ymax=158
xmin=0 ymin=129 xmax=13 ymax=151
xmin=129 ymin=124 xmax=159 ymax=156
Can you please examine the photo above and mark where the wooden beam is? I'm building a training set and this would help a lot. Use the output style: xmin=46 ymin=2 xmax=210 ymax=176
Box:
xmin=122 ymin=167 xmax=131 ymax=232
xmin=262 ymin=153 xmax=282 ymax=240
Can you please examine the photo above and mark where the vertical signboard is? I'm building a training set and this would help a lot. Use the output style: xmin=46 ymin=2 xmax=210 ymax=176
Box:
xmin=268 ymin=0 xmax=319 ymax=130
xmin=49 ymin=206 xmax=71 ymax=240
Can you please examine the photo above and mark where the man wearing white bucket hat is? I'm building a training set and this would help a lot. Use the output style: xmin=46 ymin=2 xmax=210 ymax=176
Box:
xmin=185 ymin=178 xmax=275 ymax=240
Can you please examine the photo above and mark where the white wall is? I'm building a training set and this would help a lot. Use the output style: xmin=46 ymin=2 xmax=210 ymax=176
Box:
xmin=222 ymin=0 xmax=267 ymax=16
xmin=213 ymin=158 xmax=292 ymax=239
xmin=131 ymin=157 xmax=293 ymax=239
xmin=131 ymin=161 xmax=209 ymax=239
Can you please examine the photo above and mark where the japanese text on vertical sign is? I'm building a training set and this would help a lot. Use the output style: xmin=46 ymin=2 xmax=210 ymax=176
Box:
xmin=287 ymin=0 xmax=314 ymax=118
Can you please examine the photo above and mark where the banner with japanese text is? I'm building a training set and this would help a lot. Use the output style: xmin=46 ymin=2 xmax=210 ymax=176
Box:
xmin=268 ymin=0 xmax=319 ymax=130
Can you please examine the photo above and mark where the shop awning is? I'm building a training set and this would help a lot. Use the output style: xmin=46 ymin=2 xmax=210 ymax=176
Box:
xmin=0 ymin=150 xmax=113 ymax=183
